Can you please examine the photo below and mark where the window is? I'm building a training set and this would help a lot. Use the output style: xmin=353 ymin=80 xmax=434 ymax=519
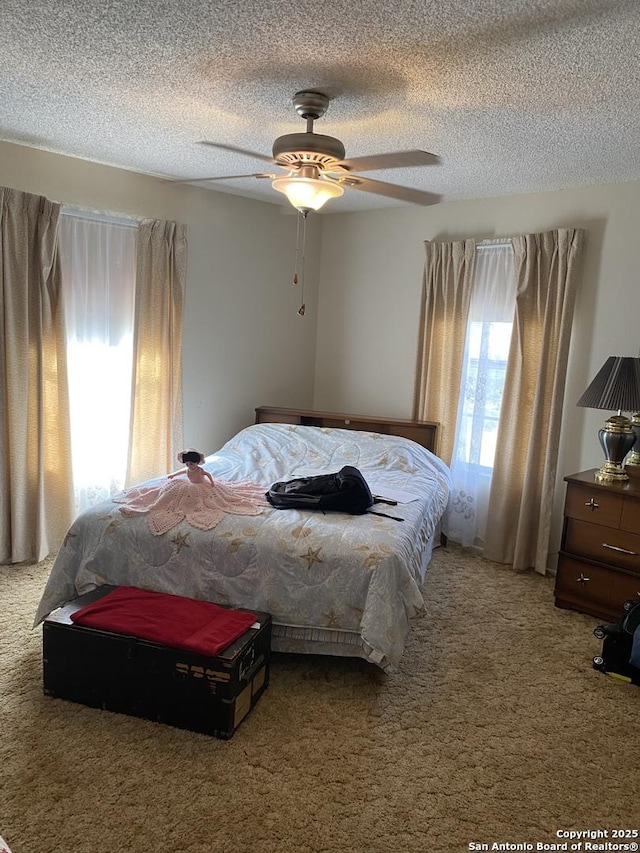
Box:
xmin=456 ymin=319 xmax=512 ymax=473
xmin=58 ymin=210 xmax=137 ymax=515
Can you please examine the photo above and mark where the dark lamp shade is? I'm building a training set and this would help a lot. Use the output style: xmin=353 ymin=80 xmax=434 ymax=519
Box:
xmin=577 ymin=356 xmax=640 ymax=412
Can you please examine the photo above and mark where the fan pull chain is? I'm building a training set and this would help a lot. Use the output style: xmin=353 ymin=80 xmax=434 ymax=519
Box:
xmin=293 ymin=210 xmax=308 ymax=316
xmin=293 ymin=211 xmax=301 ymax=285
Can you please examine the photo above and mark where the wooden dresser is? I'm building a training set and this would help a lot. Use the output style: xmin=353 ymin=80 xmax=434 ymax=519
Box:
xmin=555 ymin=469 xmax=640 ymax=621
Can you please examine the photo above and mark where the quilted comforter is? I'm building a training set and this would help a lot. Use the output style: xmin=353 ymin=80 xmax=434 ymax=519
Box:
xmin=35 ymin=423 xmax=452 ymax=671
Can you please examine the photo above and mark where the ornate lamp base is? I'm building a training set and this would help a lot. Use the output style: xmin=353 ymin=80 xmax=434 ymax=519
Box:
xmin=625 ymin=412 xmax=640 ymax=467
xmin=595 ymin=460 xmax=631 ymax=483
xmin=595 ymin=415 xmax=636 ymax=483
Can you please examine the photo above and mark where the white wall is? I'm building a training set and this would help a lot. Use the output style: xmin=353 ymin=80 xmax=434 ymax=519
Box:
xmin=0 ymin=140 xmax=322 ymax=452
xmin=314 ymin=181 xmax=640 ymax=565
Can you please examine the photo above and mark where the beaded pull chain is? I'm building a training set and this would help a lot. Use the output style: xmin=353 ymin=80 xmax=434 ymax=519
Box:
xmin=293 ymin=209 xmax=308 ymax=316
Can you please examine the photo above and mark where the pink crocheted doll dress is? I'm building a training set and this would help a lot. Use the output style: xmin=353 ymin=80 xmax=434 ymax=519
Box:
xmin=114 ymin=449 xmax=267 ymax=536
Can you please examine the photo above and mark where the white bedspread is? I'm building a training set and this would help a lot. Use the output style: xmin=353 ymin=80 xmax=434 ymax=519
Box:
xmin=35 ymin=424 xmax=452 ymax=671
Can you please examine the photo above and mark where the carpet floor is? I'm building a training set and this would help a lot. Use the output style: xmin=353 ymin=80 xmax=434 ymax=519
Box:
xmin=1 ymin=546 xmax=638 ymax=853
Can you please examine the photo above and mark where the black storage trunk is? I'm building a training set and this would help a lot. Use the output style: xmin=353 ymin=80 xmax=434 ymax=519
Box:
xmin=42 ymin=586 xmax=272 ymax=738
xmin=593 ymin=600 xmax=640 ymax=685
xmin=593 ymin=626 xmax=640 ymax=684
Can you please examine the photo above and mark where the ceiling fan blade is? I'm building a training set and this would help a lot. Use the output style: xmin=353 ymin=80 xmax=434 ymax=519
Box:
xmin=338 ymin=150 xmax=440 ymax=172
xmin=197 ymin=141 xmax=275 ymax=164
xmin=172 ymin=173 xmax=276 ymax=184
xmin=336 ymin=175 xmax=441 ymax=206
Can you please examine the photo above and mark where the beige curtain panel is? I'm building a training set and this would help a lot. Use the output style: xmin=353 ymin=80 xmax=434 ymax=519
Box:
xmin=414 ymin=228 xmax=585 ymax=575
xmin=484 ymin=229 xmax=586 ymax=573
xmin=126 ymin=219 xmax=187 ymax=487
xmin=0 ymin=187 xmax=74 ymax=563
xmin=413 ymin=239 xmax=477 ymax=466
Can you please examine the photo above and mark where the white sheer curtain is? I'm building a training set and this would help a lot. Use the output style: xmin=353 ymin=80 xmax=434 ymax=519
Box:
xmin=57 ymin=211 xmax=137 ymax=514
xmin=444 ymin=241 xmax=516 ymax=547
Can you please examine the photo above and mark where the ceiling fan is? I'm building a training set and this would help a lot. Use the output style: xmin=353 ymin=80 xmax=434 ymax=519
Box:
xmin=181 ymin=90 xmax=442 ymax=212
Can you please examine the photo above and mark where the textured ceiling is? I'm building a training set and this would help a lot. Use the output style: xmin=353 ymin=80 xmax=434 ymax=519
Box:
xmin=2 ymin=0 xmax=640 ymax=212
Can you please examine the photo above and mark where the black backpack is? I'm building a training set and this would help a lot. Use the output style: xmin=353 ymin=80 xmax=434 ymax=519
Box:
xmin=266 ymin=465 xmax=374 ymax=515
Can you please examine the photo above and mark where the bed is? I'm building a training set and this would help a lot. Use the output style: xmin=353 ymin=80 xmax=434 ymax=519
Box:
xmin=35 ymin=407 xmax=452 ymax=672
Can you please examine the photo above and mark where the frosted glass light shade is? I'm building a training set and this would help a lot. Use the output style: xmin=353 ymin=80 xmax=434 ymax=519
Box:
xmin=272 ymin=176 xmax=343 ymax=212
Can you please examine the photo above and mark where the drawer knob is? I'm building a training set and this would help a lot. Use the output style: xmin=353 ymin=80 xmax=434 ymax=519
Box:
xmin=602 ymin=542 xmax=639 ymax=556
xmin=577 ymin=573 xmax=590 ymax=584
xmin=585 ymin=497 xmax=600 ymax=510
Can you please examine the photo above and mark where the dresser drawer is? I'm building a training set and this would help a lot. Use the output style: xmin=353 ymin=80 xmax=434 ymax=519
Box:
xmin=609 ymin=572 xmax=640 ymax=611
xmin=620 ymin=499 xmax=640 ymax=534
xmin=564 ymin=484 xmax=623 ymax=527
xmin=564 ymin=518 xmax=640 ymax=573
xmin=555 ymin=555 xmax=612 ymax=614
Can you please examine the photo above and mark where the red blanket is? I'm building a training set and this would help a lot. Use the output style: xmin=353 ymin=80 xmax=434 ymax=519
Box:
xmin=70 ymin=586 xmax=258 ymax=657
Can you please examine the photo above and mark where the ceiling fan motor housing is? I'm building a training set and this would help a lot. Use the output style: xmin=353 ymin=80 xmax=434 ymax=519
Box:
xmin=272 ymin=132 xmax=346 ymax=171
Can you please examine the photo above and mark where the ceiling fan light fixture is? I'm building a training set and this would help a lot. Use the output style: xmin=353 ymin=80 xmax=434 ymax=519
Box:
xmin=271 ymin=175 xmax=344 ymax=213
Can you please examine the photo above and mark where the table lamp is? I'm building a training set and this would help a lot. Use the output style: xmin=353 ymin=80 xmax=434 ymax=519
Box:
xmin=577 ymin=356 xmax=640 ymax=483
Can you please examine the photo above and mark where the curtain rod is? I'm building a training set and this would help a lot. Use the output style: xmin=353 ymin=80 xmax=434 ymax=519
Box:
xmin=476 ymin=238 xmax=512 ymax=248
xmin=60 ymin=206 xmax=140 ymax=228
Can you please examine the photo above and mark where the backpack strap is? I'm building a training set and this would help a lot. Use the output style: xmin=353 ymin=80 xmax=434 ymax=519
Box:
xmin=366 ymin=509 xmax=404 ymax=522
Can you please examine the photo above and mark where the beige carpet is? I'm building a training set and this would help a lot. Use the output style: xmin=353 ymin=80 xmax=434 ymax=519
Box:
xmin=1 ymin=546 xmax=638 ymax=853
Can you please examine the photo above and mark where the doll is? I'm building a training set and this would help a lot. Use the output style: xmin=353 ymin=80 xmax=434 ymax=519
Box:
xmin=167 ymin=449 xmax=214 ymax=486
xmin=114 ymin=448 xmax=266 ymax=535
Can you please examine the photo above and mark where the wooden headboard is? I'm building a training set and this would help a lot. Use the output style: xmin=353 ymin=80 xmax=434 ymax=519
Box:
xmin=255 ymin=406 xmax=439 ymax=456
